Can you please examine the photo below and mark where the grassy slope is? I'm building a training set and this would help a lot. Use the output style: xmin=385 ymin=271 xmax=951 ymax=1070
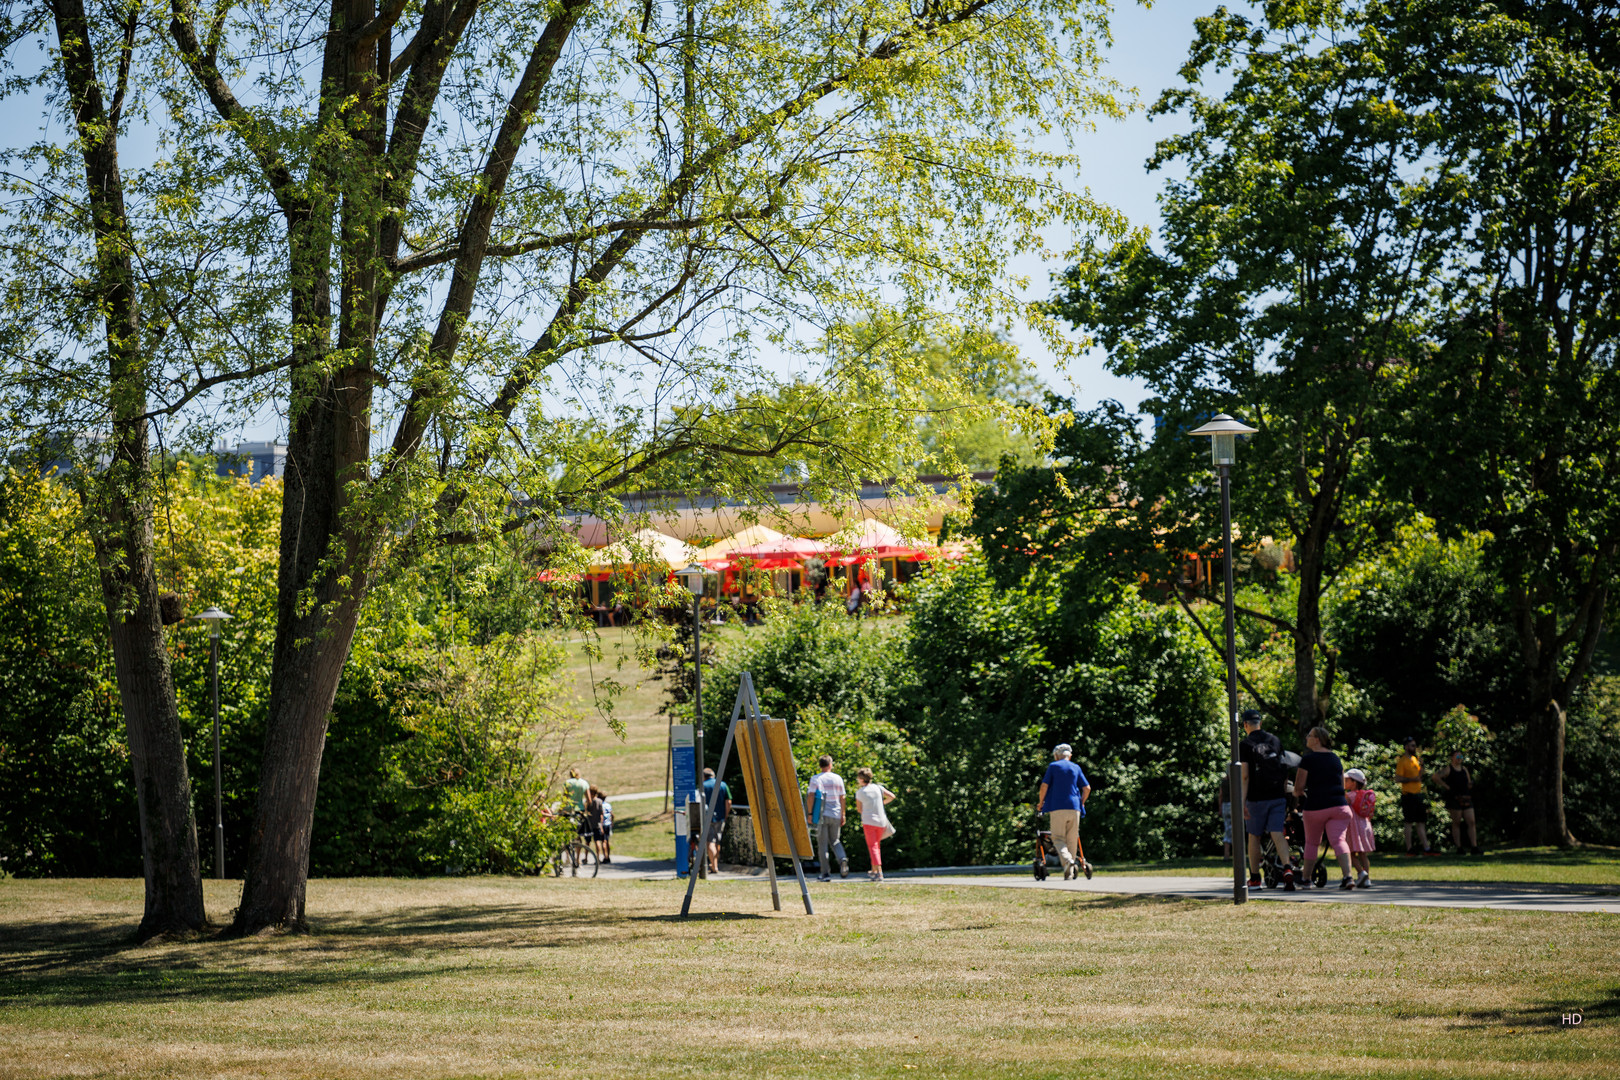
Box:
xmin=1 ymin=877 xmax=1616 ymax=1079
xmin=559 ymin=622 xmax=762 ymax=863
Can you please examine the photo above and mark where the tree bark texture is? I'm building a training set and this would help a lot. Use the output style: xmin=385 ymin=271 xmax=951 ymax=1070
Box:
xmin=1521 ymin=699 xmax=1569 ymax=847
xmin=229 ymin=3 xmax=379 ymax=934
xmin=53 ymin=0 xmax=207 ymax=937
xmin=227 ymin=0 xmax=589 ymax=933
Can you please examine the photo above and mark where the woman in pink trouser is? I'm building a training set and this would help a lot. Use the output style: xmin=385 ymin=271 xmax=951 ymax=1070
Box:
xmin=853 ymin=767 xmax=896 ymax=881
xmin=1293 ymin=726 xmax=1357 ymax=889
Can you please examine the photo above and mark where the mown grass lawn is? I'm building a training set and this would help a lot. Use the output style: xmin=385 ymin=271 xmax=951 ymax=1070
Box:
xmin=1 ymin=876 xmax=1615 ymax=1079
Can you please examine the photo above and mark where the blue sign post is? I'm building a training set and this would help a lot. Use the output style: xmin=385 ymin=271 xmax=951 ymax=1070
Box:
xmin=671 ymin=724 xmax=697 ymax=875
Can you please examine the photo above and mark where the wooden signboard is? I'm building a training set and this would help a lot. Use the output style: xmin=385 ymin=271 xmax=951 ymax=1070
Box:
xmin=736 ymin=716 xmax=813 ymax=859
xmin=680 ymin=672 xmax=814 ymax=916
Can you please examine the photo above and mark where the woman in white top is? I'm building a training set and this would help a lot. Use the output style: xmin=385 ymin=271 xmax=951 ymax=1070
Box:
xmin=853 ymin=767 xmax=897 ymax=881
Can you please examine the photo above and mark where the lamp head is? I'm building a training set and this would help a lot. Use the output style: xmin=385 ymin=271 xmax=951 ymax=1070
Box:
xmin=675 ymin=564 xmax=706 ymax=596
xmin=1187 ymin=413 xmax=1258 ymax=466
xmin=193 ymin=606 xmax=232 ymax=637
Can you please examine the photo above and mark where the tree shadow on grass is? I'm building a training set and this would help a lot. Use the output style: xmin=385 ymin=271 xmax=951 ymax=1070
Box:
xmin=630 ymin=912 xmax=768 ymax=922
xmin=0 ymin=955 xmax=439 ymax=1009
xmin=0 ymin=900 xmax=686 ymax=1009
xmin=1057 ymin=893 xmax=1201 ymax=912
xmin=312 ymin=900 xmax=640 ymax=939
xmin=1451 ymin=985 xmax=1620 ymax=1029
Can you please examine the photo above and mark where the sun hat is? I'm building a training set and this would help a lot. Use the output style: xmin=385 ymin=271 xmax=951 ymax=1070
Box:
xmin=1345 ymin=768 xmax=1367 ymax=785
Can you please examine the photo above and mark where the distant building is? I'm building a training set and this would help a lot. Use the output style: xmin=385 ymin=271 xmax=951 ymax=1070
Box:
xmin=216 ymin=441 xmax=287 ymax=484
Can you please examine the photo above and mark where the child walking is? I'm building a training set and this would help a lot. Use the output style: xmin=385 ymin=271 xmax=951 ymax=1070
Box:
xmin=1344 ymin=768 xmax=1377 ymax=888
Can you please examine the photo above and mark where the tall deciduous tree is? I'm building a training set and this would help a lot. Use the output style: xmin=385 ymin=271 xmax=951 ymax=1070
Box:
xmin=0 ymin=1 xmax=209 ymax=937
xmin=1050 ymin=1 xmax=1471 ymax=737
xmin=6 ymin=0 xmax=1123 ymax=932
xmin=1391 ymin=0 xmax=1620 ymax=846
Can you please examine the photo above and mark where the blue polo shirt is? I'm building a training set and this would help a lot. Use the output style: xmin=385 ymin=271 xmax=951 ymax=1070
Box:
xmin=703 ymin=777 xmax=731 ymax=810
xmin=1040 ymin=759 xmax=1089 ymax=812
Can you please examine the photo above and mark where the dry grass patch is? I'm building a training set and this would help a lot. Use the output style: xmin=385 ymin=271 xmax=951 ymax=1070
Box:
xmin=1 ymin=876 xmax=1615 ymax=1079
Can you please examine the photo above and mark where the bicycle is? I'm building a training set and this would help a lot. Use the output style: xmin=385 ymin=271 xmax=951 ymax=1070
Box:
xmin=559 ymin=810 xmax=599 ymax=878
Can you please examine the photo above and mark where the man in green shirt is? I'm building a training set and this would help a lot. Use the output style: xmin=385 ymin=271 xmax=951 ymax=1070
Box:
xmin=564 ymin=768 xmax=590 ymax=812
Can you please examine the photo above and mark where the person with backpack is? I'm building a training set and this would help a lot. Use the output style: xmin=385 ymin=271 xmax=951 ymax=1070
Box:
xmin=805 ymin=755 xmax=850 ymax=881
xmin=1344 ymin=768 xmax=1376 ymax=888
xmin=1238 ymin=710 xmax=1295 ymax=891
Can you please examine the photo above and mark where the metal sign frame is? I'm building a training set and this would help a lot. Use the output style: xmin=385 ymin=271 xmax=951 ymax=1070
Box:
xmin=680 ymin=671 xmax=814 ymax=916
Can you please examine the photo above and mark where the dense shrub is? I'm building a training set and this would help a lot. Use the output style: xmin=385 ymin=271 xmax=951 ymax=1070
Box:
xmin=697 ymin=561 xmax=1226 ymax=870
xmin=1564 ymin=677 xmax=1620 ymax=846
xmin=896 ymin=561 xmax=1226 ymax=866
xmin=2 ymin=467 xmax=577 ymax=877
xmin=0 ymin=471 xmax=138 ymax=876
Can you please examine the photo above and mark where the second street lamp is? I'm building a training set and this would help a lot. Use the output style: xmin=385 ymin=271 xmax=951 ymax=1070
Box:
xmin=192 ymin=606 xmax=232 ymax=879
xmin=674 ymin=564 xmax=706 ymax=733
xmin=1188 ymin=412 xmax=1258 ymax=906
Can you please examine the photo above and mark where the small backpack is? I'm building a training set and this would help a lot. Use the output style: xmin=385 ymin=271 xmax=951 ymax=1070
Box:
xmin=1351 ymin=789 xmax=1377 ymax=819
xmin=1251 ymin=738 xmax=1288 ymax=787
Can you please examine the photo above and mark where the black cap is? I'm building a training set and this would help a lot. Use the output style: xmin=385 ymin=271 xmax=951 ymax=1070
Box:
xmin=1240 ymin=709 xmax=1263 ymax=727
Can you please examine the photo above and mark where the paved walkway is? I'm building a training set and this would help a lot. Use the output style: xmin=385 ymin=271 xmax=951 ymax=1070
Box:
xmin=590 ymin=857 xmax=1620 ymax=913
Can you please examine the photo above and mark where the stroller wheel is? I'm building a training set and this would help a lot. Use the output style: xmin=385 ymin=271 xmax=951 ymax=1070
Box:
xmin=1312 ymin=860 xmax=1328 ymax=889
xmin=1033 ymin=860 xmax=1047 ymax=881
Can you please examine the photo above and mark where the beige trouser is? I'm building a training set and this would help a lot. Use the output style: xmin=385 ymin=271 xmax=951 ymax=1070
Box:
xmin=1048 ymin=809 xmax=1081 ymax=869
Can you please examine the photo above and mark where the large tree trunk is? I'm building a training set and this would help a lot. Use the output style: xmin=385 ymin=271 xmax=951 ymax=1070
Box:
xmin=1289 ymin=473 xmax=1337 ymax=741
xmin=54 ymin=0 xmax=207 ymax=938
xmin=97 ymin=521 xmax=208 ymax=939
xmin=1292 ymin=541 xmax=1325 ymax=741
xmin=229 ymin=369 xmax=372 ymax=933
xmin=231 ymin=3 xmax=380 ymax=934
xmin=1509 ymin=574 xmax=1606 ymax=848
xmin=1520 ymin=697 xmax=1571 ymax=847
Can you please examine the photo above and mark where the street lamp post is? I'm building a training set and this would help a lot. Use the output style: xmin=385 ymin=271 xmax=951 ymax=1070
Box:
xmin=1188 ymin=413 xmax=1258 ymax=906
xmin=675 ymin=565 xmax=706 ymax=731
xmin=193 ymin=606 xmax=232 ymax=879
xmin=674 ymin=565 xmax=707 ymax=870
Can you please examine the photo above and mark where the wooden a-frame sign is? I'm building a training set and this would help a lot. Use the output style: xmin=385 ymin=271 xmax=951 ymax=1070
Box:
xmin=680 ymin=671 xmax=814 ymax=916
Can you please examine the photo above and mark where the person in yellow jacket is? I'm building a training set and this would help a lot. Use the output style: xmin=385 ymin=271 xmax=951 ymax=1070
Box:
xmin=1394 ymin=738 xmax=1436 ymax=856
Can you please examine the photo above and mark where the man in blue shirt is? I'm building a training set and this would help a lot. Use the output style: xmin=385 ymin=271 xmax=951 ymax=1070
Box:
xmin=701 ymin=768 xmax=732 ymax=874
xmin=1037 ymin=744 xmax=1093 ymax=880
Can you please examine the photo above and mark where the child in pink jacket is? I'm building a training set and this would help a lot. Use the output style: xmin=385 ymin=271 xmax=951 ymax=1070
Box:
xmin=1345 ymin=768 xmax=1377 ymax=889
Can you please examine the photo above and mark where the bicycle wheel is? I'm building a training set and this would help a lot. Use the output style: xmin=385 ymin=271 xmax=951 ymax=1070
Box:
xmin=587 ymin=844 xmax=599 ymax=878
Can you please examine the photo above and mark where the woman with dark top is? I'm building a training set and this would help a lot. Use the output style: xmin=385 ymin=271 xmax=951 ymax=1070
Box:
xmin=1432 ymin=751 xmax=1481 ymax=856
xmin=1294 ymin=726 xmax=1356 ymax=890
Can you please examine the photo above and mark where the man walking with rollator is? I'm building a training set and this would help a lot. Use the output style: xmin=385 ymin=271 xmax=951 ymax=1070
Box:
xmin=1037 ymin=744 xmax=1092 ymax=880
